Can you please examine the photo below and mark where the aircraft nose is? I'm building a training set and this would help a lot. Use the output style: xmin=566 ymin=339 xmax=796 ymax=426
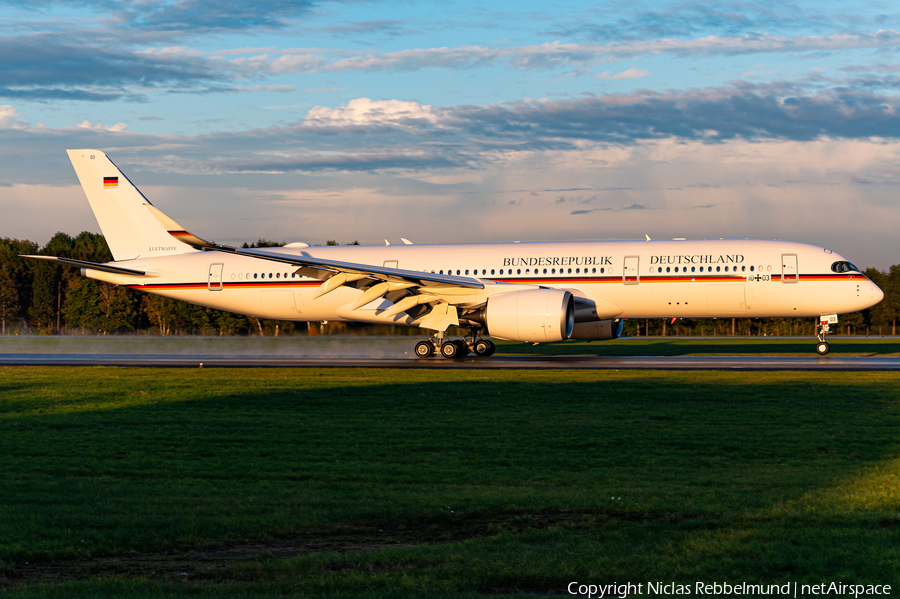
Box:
xmin=871 ymin=280 xmax=885 ymax=304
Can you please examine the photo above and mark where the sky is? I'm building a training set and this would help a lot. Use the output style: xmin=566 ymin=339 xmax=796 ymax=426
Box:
xmin=1 ymin=0 xmax=899 ymax=269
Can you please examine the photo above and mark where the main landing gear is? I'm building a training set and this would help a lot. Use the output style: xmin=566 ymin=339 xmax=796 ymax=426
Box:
xmin=414 ymin=330 xmax=496 ymax=359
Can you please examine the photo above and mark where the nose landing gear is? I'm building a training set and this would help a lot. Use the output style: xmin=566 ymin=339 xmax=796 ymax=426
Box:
xmin=815 ymin=314 xmax=838 ymax=355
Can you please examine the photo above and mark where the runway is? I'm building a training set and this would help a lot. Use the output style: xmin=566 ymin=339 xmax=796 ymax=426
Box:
xmin=2 ymin=353 xmax=899 ymax=370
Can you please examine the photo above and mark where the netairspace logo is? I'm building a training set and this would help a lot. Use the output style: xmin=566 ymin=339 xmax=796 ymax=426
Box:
xmin=566 ymin=581 xmax=892 ymax=598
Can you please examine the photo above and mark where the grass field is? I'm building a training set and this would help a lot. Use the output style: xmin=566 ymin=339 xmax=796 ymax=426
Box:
xmin=1 ymin=366 xmax=900 ymax=597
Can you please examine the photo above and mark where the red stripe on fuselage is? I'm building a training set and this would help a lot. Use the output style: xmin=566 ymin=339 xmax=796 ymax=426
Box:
xmin=127 ymin=273 xmax=863 ymax=291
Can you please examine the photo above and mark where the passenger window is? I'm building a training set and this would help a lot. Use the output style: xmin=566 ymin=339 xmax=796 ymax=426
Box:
xmin=674 ymin=267 xmax=679 ymax=273
xmin=691 ymin=267 xmax=695 ymax=272
xmin=716 ymin=266 xmax=720 ymax=272
xmin=276 ymin=273 xmax=280 ymax=278
xmin=465 ymin=270 xmax=469 ymax=275
xmin=517 ymin=269 xmax=521 ymax=274
xmin=767 ymin=265 xmax=772 ymax=272
xmin=253 ymin=273 xmax=258 ymax=279
xmin=568 ymin=268 xmax=572 ymax=274
xmin=666 ymin=267 xmax=671 ymax=273
xmin=724 ymin=266 xmax=728 ymax=272
xmin=601 ymin=268 xmax=605 ymax=274
xmin=491 ymin=269 xmax=495 ymax=275
xmin=456 ymin=270 xmax=460 ymax=275
xmin=552 ymin=268 xmax=556 ymax=274
xmin=500 ymin=269 xmax=504 ymax=275
xmin=592 ymin=268 xmax=596 ymax=274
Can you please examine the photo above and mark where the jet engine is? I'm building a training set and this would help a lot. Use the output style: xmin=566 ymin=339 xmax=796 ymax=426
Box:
xmin=570 ymin=318 xmax=624 ymax=341
xmin=477 ymin=288 xmax=574 ymax=342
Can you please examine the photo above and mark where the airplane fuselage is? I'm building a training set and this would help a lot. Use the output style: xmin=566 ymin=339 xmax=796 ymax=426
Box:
xmin=83 ymin=238 xmax=881 ymax=324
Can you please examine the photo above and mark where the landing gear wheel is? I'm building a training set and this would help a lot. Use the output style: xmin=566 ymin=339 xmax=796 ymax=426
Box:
xmin=440 ymin=341 xmax=460 ymax=359
xmin=415 ymin=340 xmax=435 ymax=358
xmin=474 ymin=339 xmax=495 ymax=357
xmin=454 ymin=340 xmax=471 ymax=357
xmin=816 ymin=341 xmax=830 ymax=356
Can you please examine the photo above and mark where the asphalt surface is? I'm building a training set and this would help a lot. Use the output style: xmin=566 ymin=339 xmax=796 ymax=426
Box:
xmin=1 ymin=353 xmax=899 ymax=370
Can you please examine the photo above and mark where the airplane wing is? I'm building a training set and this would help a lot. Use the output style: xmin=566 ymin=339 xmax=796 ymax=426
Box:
xmin=21 ymin=255 xmax=150 ymax=277
xmin=143 ymin=203 xmax=483 ymax=289
xmin=144 ymin=203 xmax=493 ymax=330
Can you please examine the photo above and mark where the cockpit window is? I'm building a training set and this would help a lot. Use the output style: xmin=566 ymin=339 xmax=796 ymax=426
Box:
xmin=831 ymin=261 xmax=860 ymax=273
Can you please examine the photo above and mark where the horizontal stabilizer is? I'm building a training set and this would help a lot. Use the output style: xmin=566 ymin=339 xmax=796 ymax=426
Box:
xmin=21 ymin=255 xmax=150 ymax=277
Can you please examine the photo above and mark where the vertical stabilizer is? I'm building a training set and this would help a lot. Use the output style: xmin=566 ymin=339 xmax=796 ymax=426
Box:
xmin=67 ymin=149 xmax=196 ymax=261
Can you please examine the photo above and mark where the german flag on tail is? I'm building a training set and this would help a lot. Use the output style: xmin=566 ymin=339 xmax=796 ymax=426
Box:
xmin=103 ymin=176 xmax=118 ymax=187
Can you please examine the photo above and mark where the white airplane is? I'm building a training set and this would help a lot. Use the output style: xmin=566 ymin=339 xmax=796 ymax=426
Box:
xmin=24 ymin=150 xmax=884 ymax=357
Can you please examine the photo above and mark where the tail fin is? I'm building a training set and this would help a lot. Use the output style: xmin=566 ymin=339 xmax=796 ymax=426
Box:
xmin=67 ymin=149 xmax=196 ymax=261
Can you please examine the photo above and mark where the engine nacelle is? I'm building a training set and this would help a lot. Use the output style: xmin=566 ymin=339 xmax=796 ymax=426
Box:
xmin=570 ymin=318 xmax=624 ymax=341
xmin=482 ymin=289 xmax=574 ymax=342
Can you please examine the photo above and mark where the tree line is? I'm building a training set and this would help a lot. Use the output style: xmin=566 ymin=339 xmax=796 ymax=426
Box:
xmin=1 ymin=233 xmax=898 ymax=337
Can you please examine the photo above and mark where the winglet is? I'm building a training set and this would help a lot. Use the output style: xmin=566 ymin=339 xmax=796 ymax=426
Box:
xmin=143 ymin=203 xmax=218 ymax=250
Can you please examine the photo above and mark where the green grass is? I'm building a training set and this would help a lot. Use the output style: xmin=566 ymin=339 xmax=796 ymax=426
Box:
xmin=1 ymin=367 xmax=900 ymax=596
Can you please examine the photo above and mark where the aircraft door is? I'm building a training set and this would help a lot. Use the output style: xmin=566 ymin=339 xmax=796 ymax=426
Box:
xmin=782 ymin=254 xmax=798 ymax=283
xmin=208 ymin=263 xmax=224 ymax=291
xmin=623 ymin=256 xmax=640 ymax=284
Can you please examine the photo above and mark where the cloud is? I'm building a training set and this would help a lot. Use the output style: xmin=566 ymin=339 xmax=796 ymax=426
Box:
xmin=0 ymin=33 xmax=220 ymax=102
xmin=303 ymin=98 xmax=442 ymax=128
xmin=0 ymin=104 xmax=26 ymax=128
xmin=249 ymin=31 xmax=900 ymax=75
xmin=570 ymin=203 xmax=646 ymax=215
xmin=103 ymin=86 xmax=900 ymax=176
xmin=119 ymin=0 xmax=317 ymax=34
xmin=596 ymin=67 xmax=649 ymax=80
xmin=315 ymin=20 xmax=410 ymax=38
xmin=76 ymin=119 xmax=128 ymax=131
xmin=444 ymin=87 xmax=900 ymax=144
xmin=3 ymin=17 xmax=900 ymax=105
